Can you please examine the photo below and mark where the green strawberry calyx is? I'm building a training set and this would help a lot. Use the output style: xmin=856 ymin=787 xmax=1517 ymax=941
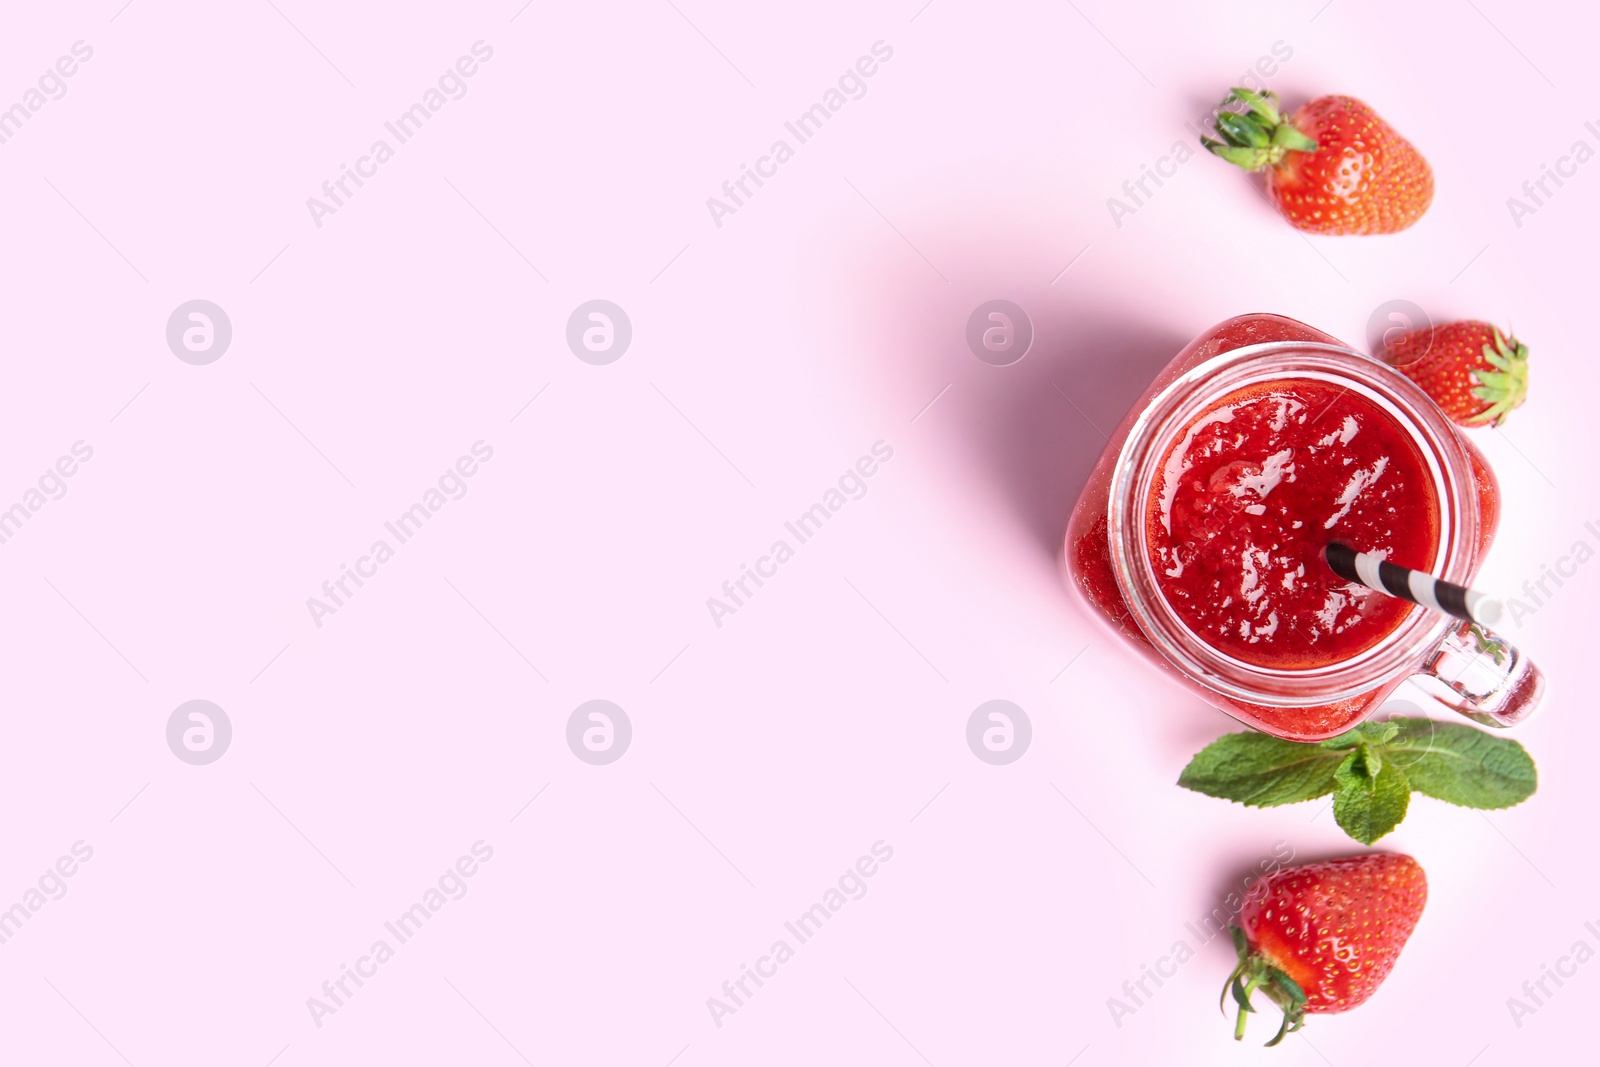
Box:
xmin=1223 ymin=927 xmax=1308 ymax=1046
xmin=1467 ymin=329 xmax=1530 ymax=426
xmin=1200 ymin=88 xmax=1319 ymax=171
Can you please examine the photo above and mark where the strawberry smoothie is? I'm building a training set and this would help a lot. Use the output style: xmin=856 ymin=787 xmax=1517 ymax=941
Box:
xmin=1146 ymin=379 xmax=1439 ymax=669
xmin=1064 ymin=313 xmax=1507 ymax=741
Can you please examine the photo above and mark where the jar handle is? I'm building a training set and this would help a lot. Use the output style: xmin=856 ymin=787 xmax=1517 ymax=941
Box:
xmin=1418 ymin=620 xmax=1544 ymax=728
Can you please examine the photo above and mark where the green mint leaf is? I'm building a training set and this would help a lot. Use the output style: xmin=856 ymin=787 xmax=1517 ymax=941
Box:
xmin=1178 ymin=732 xmax=1346 ymax=807
xmin=1319 ymin=720 xmax=1398 ymax=750
xmin=1360 ymin=739 xmax=1383 ymax=777
xmin=1385 ymin=717 xmax=1537 ymax=810
xmin=1369 ymin=721 xmax=1401 ymax=745
xmin=1332 ymin=750 xmax=1411 ymax=845
xmin=1178 ymin=715 xmax=1538 ymax=846
xmin=1333 ymin=746 xmax=1371 ymax=786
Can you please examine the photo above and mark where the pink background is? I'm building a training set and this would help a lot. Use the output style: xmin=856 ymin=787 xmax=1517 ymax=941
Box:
xmin=1 ymin=1 xmax=1595 ymax=1063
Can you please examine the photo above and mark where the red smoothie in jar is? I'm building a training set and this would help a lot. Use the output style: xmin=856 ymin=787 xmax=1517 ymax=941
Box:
xmin=1063 ymin=313 xmax=1507 ymax=742
xmin=1145 ymin=378 xmax=1440 ymax=669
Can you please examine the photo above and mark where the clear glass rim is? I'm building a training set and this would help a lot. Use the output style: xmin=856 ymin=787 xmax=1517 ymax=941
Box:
xmin=1106 ymin=341 xmax=1479 ymax=707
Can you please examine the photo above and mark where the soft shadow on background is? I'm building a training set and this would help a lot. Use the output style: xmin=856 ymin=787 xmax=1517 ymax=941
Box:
xmin=959 ymin=307 xmax=1188 ymax=561
xmin=838 ymin=225 xmax=1190 ymax=568
xmin=828 ymin=216 xmax=1259 ymax=762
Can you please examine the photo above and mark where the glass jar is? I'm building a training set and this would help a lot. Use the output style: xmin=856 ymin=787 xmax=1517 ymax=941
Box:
xmin=1062 ymin=313 xmax=1542 ymax=741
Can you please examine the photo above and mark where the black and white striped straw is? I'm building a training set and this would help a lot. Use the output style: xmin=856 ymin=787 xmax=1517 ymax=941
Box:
xmin=1323 ymin=543 xmax=1502 ymax=627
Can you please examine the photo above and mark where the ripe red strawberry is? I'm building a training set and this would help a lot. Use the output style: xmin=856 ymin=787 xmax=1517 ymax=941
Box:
xmin=1379 ymin=320 xmax=1530 ymax=427
xmin=1225 ymin=853 xmax=1426 ymax=1044
xmin=1203 ymin=89 xmax=1434 ymax=235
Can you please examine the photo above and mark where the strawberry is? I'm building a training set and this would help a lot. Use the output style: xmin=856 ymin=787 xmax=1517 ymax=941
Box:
xmin=1203 ymin=89 xmax=1434 ymax=235
xmin=1224 ymin=853 xmax=1427 ymax=1045
xmin=1379 ymin=320 xmax=1530 ymax=427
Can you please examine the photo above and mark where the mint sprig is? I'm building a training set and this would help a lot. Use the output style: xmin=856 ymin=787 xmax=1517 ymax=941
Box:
xmin=1178 ymin=717 xmax=1536 ymax=845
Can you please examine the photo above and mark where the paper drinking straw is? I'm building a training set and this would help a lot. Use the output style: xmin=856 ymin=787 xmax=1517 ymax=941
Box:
xmin=1323 ymin=543 xmax=1502 ymax=627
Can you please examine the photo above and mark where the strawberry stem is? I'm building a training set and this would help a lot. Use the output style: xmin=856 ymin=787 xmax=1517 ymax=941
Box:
xmin=1224 ymin=926 xmax=1310 ymax=1045
xmin=1201 ymin=88 xmax=1318 ymax=172
xmin=1233 ymin=972 xmax=1264 ymax=1040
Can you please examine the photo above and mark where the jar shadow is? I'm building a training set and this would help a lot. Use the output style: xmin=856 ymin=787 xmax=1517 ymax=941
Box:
xmin=824 ymin=208 xmax=1201 ymax=580
xmin=966 ymin=307 xmax=1189 ymax=562
xmin=860 ymin=263 xmax=1188 ymax=565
